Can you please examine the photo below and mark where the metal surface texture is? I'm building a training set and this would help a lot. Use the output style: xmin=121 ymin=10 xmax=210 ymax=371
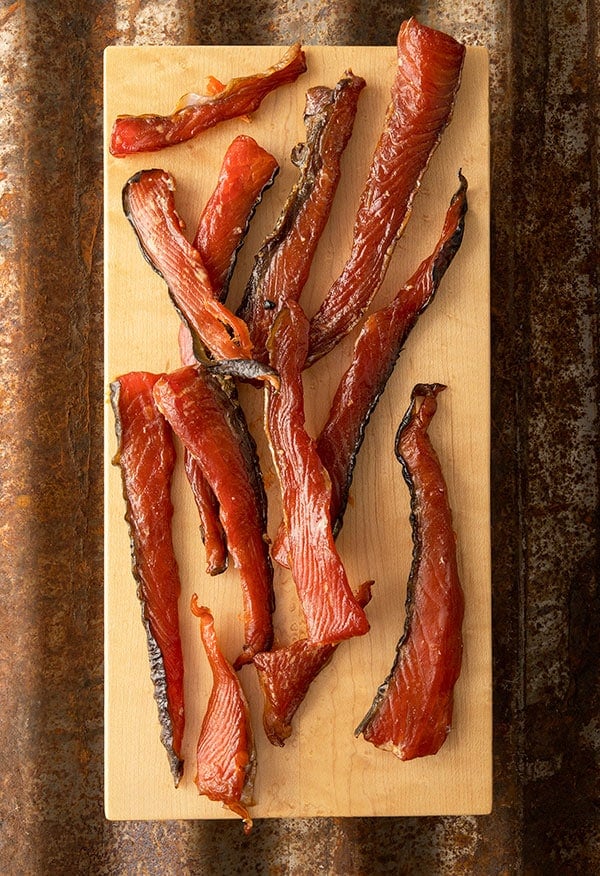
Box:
xmin=0 ymin=0 xmax=597 ymax=873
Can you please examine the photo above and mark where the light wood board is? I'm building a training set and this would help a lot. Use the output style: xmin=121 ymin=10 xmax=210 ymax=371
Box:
xmin=104 ymin=43 xmax=491 ymax=822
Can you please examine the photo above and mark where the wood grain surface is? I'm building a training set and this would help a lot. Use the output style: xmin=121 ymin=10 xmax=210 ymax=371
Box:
xmin=104 ymin=44 xmax=491 ymax=821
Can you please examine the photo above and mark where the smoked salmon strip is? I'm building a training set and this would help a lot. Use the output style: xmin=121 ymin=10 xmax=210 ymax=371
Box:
xmin=307 ymin=18 xmax=465 ymax=364
xmin=110 ymin=43 xmax=307 ymax=156
xmin=254 ymin=581 xmax=373 ymax=746
xmin=265 ymin=302 xmax=370 ymax=645
xmin=193 ymin=135 xmax=279 ymax=302
xmin=355 ymin=384 xmax=464 ymax=759
xmin=110 ymin=371 xmax=185 ymax=785
xmin=152 ymin=364 xmax=274 ymax=666
xmin=192 ymin=599 xmax=256 ymax=834
xmin=122 ymin=168 xmax=254 ymax=362
xmin=237 ymin=72 xmax=366 ymax=362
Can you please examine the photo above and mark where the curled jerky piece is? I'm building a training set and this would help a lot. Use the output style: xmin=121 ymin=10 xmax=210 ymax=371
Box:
xmin=193 ymin=135 xmax=279 ymax=302
xmin=254 ymin=580 xmax=373 ymax=746
xmin=110 ymin=371 xmax=185 ymax=785
xmin=265 ymin=302 xmax=370 ymax=645
xmin=192 ymin=598 xmax=256 ymax=834
xmin=110 ymin=43 xmax=307 ymax=156
xmin=123 ymin=168 xmax=253 ymax=362
xmin=307 ymin=18 xmax=465 ymax=364
xmin=153 ymin=365 xmax=274 ymax=666
xmin=237 ymin=72 xmax=366 ymax=362
xmin=355 ymin=384 xmax=464 ymax=759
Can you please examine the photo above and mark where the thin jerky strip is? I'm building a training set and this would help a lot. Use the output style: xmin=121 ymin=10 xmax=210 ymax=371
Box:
xmin=152 ymin=365 xmax=274 ymax=667
xmin=123 ymin=168 xmax=253 ymax=362
xmin=355 ymin=384 xmax=464 ymax=759
xmin=307 ymin=18 xmax=465 ymax=364
xmin=272 ymin=172 xmax=467 ymax=566
xmin=193 ymin=135 xmax=279 ymax=302
xmin=265 ymin=302 xmax=370 ymax=645
xmin=191 ymin=598 xmax=256 ymax=834
xmin=254 ymin=580 xmax=373 ymax=746
xmin=237 ymin=72 xmax=366 ymax=362
xmin=110 ymin=43 xmax=307 ymax=156
xmin=110 ymin=371 xmax=185 ymax=785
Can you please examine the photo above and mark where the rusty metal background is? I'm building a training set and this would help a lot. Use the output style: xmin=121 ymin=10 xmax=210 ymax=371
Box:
xmin=0 ymin=1 xmax=598 ymax=873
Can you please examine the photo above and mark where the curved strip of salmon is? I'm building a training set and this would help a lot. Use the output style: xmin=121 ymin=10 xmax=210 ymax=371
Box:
xmin=191 ymin=598 xmax=256 ymax=834
xmin=307 ymin=18 xmax=465 ymax=364
xmin=237 ymin=72 xmax=366 ymax=362
xmin=264 ymin=301 xmax=370 ymax=645
xmin=110 ymin=371 xmax=185 ymax=785
xmin=152 ymin=365 xmax=274 ymax=666
xmin=254 ymin=580 xmax=373 ymax=746
xmin=110 ymin=43 xmax=307 ymax=156
xmin=271 ymin=172 xmax=467 ymax=566
xmin=193 ymin=135 xmax=279 ymax=302
xmin=122 ymin=168 xmax=253 ymax=362
xmin=355 ymin=384 xmax=464 ymax=759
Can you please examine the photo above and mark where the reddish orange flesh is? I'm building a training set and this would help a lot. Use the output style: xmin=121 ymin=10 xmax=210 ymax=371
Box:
xmin=355 ymin=385 xmax=464 ymax=759
xmin=192 ymin=599 xmax=255 ymax=834
xmin=110 ymin=43 xmax=307 ymax=156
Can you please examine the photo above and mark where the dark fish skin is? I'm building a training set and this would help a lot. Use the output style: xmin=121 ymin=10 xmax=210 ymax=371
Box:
xmin=253 ymin=580 xmax=373 ymax=746
xmin=152 ymin=365 xmax=275 ymax=667
xmin=355 ymin=384 xmax=464 ymax=760
xmin=237 ymin=72 xmax=366 ymax=363
xmin=307 ymin=18 xmax=466 ymax=365
xmin=264 ymin=302 xmax=370 ymax=646
xmin=191 ymin=599 xmax=256 ymax=834
xmin=109 ymin=43 xmax=307 ymax=156
xmin=110 ymin=371 xmax=185 ymax=786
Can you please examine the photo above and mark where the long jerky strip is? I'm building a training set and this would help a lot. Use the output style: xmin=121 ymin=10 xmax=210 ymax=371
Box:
xmin=307 ymin=18 xmax=465 ymax=364
xmin=355 ymin=384 xmax=464 ymax=759
xmin=123 ymin=168 xmax=253 ymax=362
xmin=272 ymin=172 xmax=467 ymax=566
xmin=237 ymin=72 xmax=366 ymax=362
xmin=110 ymin=371 xmax=185 ymax=785
xmin=254 ymin=580 xmax=373 ymax=746
xmin=265 ymin=302 xmax=370 ymax=645
xmin=191 ymin=598 xmax=256 ymax=834
xmin=110 ymin=43 xmax=307 ymax=156
xmin=153 ymin=365 xmax=274 ymax=667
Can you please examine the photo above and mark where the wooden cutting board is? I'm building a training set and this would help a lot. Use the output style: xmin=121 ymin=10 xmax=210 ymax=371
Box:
xmin=104 ymin=42 xmax=491 ymax=822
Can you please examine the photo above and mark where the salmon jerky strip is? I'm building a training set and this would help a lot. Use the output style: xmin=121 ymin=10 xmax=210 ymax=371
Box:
xmin=191 ymin=599 xmax=256 ymax=834
xmin=237 ymin=72 xmax=366 ymax=362
xmin=307 ymin=18 xmax=465 ymax=364
xmin=110 ymin=371 xmax=185 ymax=785
xmin=355 ymin=384 xmax=464 ymax=760
xmin=264 ymin=301 xmax=370 ymax=645
xmin=153 ymin=365 xmax=274 ymax=667
xmin=110 ymin=43 xmax=307 ymax=156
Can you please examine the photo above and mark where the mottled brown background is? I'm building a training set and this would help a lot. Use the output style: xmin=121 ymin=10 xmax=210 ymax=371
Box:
xmin=0 ymin=1 xmax=597 ymax=874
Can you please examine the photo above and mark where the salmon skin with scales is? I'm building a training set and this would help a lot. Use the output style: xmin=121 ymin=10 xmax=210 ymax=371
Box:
xmin=237 ymin=72 xmax=366 ymax=362
xmin=307 ymin=18 xmax=465 ymax=364
xmin=152 ymin=364 xmax=274 ymax=667
xmin=271 ymin=172 xmax=467 ymax=566
xmin=191 ymin=599 xmax=256 ymax=834
xmin=254 ymin=580 xmax=373 ymax=746
xmin=110 ymin=371 xmax=185 ymax=785
xmin=265 ymin=301 xmax=370 ymax=645
xmin=109 ymin=42 xmax=307 ymax=156
xmin=355 ymin=384 xmax=464 ymax=759
xmin=122 ymin=168 xmax=254 ymax=362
